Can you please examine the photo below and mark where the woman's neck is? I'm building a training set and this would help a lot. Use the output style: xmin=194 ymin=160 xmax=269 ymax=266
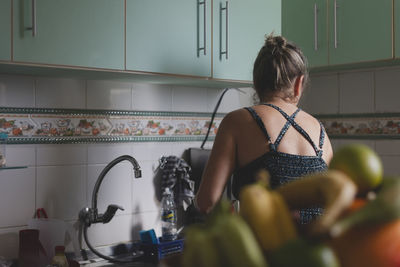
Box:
xmin=262 ymin=95 xmax=299 ymax=107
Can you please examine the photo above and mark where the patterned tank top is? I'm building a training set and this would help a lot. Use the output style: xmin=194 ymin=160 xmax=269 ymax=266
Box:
xmin=232 ymin=103 xmax=328 ymax=224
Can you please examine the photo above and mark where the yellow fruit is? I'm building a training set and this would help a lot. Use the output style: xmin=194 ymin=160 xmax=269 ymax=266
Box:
xmin=329 ymin=144 xmax=383 ymax=195
xmin=240 ymin=183 xmax=297 ymax=252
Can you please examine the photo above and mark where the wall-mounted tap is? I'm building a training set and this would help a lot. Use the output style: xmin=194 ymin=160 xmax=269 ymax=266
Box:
xmin=79 ymin=155 xmax=142 ymax=227
xmin=79 ymin=155 xmax=143 ymax=263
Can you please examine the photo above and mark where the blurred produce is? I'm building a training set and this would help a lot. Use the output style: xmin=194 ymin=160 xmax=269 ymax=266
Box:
xmin=329 ymin=144 xmax=383 ymax=195
xmin=276 ymin=170 xmax=357 ymax=236
xmin=177 ymin=144 xmax=400 ymax=267
xmin=181 ymin=200 xmax=267 ymax=267
xmin=239 ymin=170 xmax=297 ymax=252
xmin=330 ymin=220 xmax=400 ymax=267
xmin=268 ymin=238 xmax=340 ymax=267
xmin=330 ymin=176 xmax=400 ymax=237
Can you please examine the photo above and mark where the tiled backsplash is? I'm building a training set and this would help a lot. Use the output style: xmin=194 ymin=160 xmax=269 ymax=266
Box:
xmin=301 ymin=66 xmax=400 ymax=176
xmin=1 ymin=64 xmax=400 ymax=260
xmin=0 ymin=74 xmax=254 ymax=259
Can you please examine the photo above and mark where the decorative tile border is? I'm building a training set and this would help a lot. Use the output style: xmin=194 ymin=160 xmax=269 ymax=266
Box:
xmin=2 ymin=108 xmax=399 ymax=144
xmin=0 ymin=108 xmax=223 ymax=144
xmin=318 ymin=113 xmax=400 ymax=139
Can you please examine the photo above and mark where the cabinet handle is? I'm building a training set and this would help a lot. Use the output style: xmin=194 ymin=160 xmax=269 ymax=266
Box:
xmin=334 ymin=0 xmax=338 ymax=48
xmin=197 ymin=0 xmax=206 ymax=57
xmin=219 ymin=1 xmax=228 ymax=60
xmin=26 ymin=0 xmax=37 ymax=36
xmin=314 ymin=3 xmax=318 ymax=51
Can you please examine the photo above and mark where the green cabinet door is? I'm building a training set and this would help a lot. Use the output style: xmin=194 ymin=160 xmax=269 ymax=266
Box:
xmin=329 ymin=0 xmax=392 ymax=65
xmin=212 ymin=0 xmax=281 ymax=81
xmin=13 ymin=0 xmax=124 ymax=69
xmin=395 ymin=0 xmax=400 ymax=58
xmin=126 ymin=0 xmax=212 ymax=77
xmin=0 ymin=0 xmax=11 ymax=61
xmin=282 ymin=0 xmax=328 ymax=67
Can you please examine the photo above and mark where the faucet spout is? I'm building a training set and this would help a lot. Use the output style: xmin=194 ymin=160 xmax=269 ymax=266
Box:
xmin=80 ymin=155 xmax=142 ymax=226
xmin=92 ymin=155 xmax=142 ymax=212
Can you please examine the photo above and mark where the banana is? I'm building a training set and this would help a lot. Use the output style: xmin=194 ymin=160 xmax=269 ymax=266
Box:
xmin=239 ymin=179 xmax=297 ymax=252
xmin=181 ymin=225 xmax=221 ymax=267
xmin=276 ymin=169 xmax=357 ymax=236
xmin=270 ymin=192 xmax=297 ymax=242
xmin=330 ymin=176 xmax=400 ymax=237
xmin=181 ymin=200 xmax=268 ymax=267
xmin=212 ymin=212 xmax=268 ymax=267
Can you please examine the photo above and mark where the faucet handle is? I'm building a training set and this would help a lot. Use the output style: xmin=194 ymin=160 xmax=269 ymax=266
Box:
xmin=101 ymin=204 xmax=124 ymax=224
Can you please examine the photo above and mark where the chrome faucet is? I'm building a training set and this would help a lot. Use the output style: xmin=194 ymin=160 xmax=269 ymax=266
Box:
xmin=79 ymin=155 xmax=142 ymax=227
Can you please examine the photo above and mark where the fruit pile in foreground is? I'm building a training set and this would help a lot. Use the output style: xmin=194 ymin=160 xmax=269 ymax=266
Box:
xmin=179 ymin=144 xmax=400 ymax=267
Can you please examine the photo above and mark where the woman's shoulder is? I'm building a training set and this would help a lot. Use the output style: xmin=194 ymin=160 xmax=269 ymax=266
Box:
xmin=298 ymin=108 xmax=322 ymax=127
xmin=222 ymin=107 xmax=253 ymax=121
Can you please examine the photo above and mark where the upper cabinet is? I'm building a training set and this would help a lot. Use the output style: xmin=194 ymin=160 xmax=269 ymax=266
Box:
xmin=13 ymin=0 xmax=124 ymax=69
xmin=212 ymin=0 xmax=281 ymax=81
xmin=395 ymin=0 xmax=400 ymax=58
xmin=126 ymin=0 xmax=281 ymax=82
xmin=3 ymin=0 xmax=280 ymax=85
xmin=282 ymin=0 xmax=392 ymax=68
xmin=328 ymin=0 xmax=392 ymax=65
xmin=126 ymin=0 xmax=212 ymax=78
xmin=0 ymin=0 xmax=11 ymax=61
xmin=282 ymin=0 xmax=328 ymax=67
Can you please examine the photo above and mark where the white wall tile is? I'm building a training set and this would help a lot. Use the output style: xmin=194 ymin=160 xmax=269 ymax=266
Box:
xmin=238 ymin=87 xmax=257 ymax=107
xmin=85 ymin=214 xmax=134 ymax=247
xmin=171 ymin=142 xmax=194 ymax=159
xmin=0 ymin=168 xmax=35 ymax=227
xmin=375 ymin=67 xmax=400 ymax=112
xmin=87 ymin=80 xmax=132 ymax=110
xmin=37 ymin=144 xmax=87 ymax=166
xmin=329 ymin=139 xmax=342 ymax=154
xmin=36 ymin=166 xmax=86 ymax=220
xmin=300 ymin=74 xmax=339 ymax=114
xmin=339 ymin=71 xmax=374 ymax=113
xmin=0 ymin=226 xmax=27 ymax=260
xmin=333 ymin=139 xmax=376 ymax=151
xmin=132 ymin=83 xmax=172 ymax=111
xmin=132 ymin=161 xmax=159 ymax=213
xmin=0 ymin=75 xmax=35 ymax=107
xmin=132 ymin=143 xmax=172 ymax=162
xmin=380 ymin=156 xmax=400 ymax=176
xmin=376 ymin=140 xmax=400 ymax=156
xmin=4 ymin=145 xmax=35 ymax=167
xmin=88 ymin=143 xmax=132 ymax=165
xmin=87 ymin=163 xmax=133 ymax=215
xmin=206 ymin=88 xmax=244 ymax=113
xmin=36 ymin=78 xmax=85 ymax=108
xmin=172 ymin=86 xmax=208 ymax=112
xmin=132 ymin=211 xmax=162 ymax=240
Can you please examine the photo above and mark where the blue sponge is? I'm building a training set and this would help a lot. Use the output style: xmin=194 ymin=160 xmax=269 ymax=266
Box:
xmin=139 ymin=229 xmax=159 ymax=244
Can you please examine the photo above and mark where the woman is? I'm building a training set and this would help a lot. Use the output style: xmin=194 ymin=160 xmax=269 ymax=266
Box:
xmin=195 ymin=34 xmax=333 ymax=224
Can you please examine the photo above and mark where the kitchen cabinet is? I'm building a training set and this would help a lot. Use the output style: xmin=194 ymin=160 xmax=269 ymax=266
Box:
xmin=212 ymin=0 xmax=281 ymax=81
xmin=126 ymin=0 xmax=280 ymax=81
xmin=126 ymin=0 xmax=212 ymax=77
xmin=328 ymin=0 xmax=392 ymax=65
xmin=282 ymin=0 xmax=328 ymax=67
xmin=395 ymin=0 xmax=400 ymax=58
xmin=282 ymin=0 xmax=392 ymax=68
xmin=0 ymin=0 xmax=11 ymax=61
xmin=13 ymin=0 xmax=124 ymax=69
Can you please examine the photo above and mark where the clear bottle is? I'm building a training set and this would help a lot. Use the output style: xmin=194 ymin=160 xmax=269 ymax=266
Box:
xmin=50 ymin=246 xmax=69 ymax=267
xmin=161 ymin=187 xmax=178 ymax=241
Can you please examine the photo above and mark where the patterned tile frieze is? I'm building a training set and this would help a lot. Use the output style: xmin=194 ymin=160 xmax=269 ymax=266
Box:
xmin=0 ymin=108 xmax=223 ymax=144
xmin=318 ymin=113 xmax=400 ymax=139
